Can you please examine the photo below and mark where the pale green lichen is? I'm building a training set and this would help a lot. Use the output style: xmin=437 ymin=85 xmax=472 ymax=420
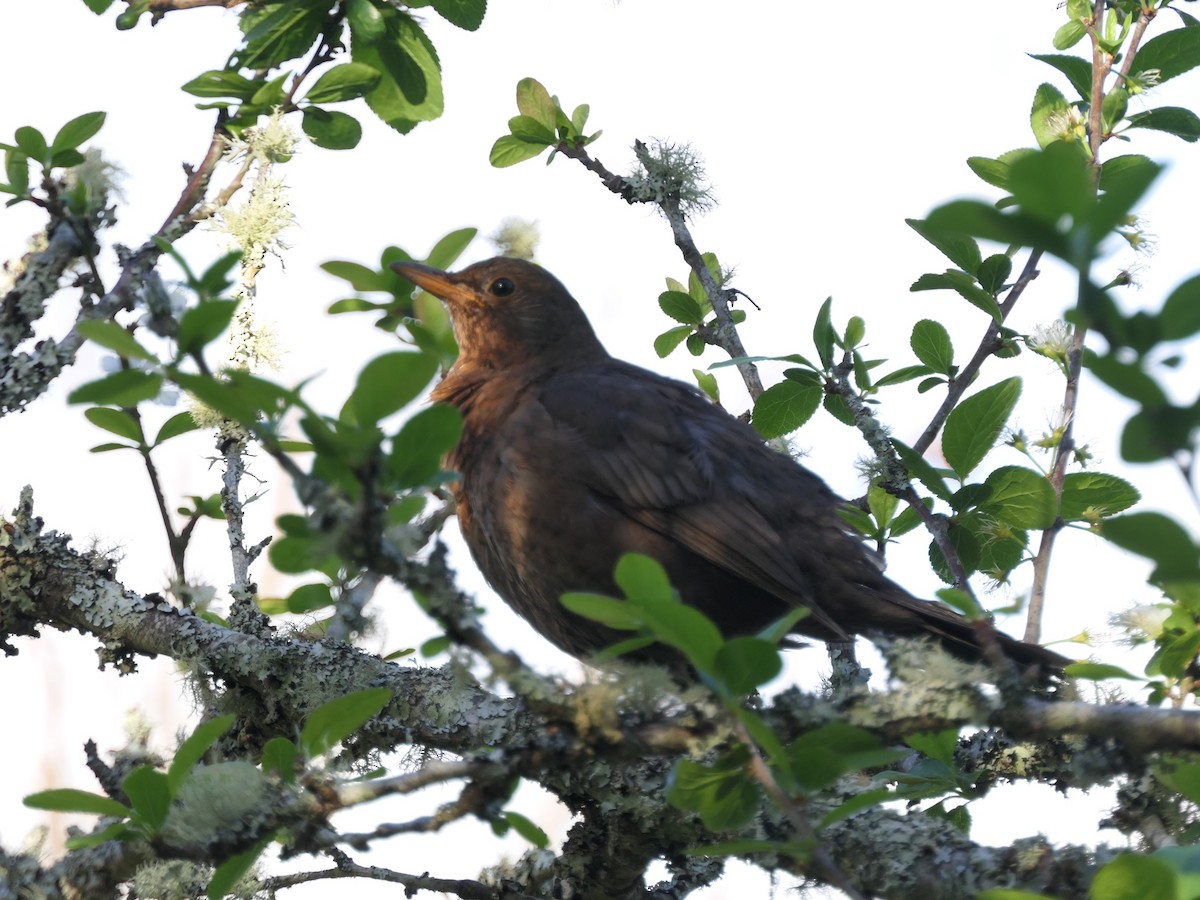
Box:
xmin=492 ymin=218 xmax=540 ymax=260
xmin=161 ymin=761 xmax=267 ymax=847
xmin=627 ymin=140 xmax=714 ymax=215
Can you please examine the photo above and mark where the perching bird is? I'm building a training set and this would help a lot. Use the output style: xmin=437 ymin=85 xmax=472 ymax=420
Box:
xmin=391 ymin=256 xmax=1066 ymax=672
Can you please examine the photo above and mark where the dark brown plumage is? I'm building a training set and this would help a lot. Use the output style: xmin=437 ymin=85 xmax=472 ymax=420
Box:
xmin=391 ymin=256 xmax=1067 ymax=672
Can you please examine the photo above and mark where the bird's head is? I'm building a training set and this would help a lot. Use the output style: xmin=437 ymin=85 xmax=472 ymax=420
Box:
xmin=391 ymin=257 xmax=607 ymax=371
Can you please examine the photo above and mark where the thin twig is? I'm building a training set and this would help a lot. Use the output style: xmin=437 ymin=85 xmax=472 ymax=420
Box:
xmin=560 ymin=141 xmax=768 ymax=400
xmin=734 ymin=719 xmax=867 ymax=900
xmin=130 ymin=405 xmax=187 ymax=580
xmin=912 ymin=250 xmax=1043 ymax=456
xmin=1025 ymin=1 xmax=1112 ymax=643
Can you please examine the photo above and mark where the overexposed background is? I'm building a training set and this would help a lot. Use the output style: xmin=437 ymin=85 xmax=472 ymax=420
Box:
xmin=2 ymin=1 xmax=1198 ymax=896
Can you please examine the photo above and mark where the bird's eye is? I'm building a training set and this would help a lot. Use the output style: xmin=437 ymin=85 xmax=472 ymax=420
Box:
xmin=489 ymin=277 xmax=515 ymax=297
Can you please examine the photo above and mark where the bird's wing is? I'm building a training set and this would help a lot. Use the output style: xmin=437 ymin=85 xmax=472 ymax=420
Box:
xmin=533 ymin=364 xmax=851 ymax=638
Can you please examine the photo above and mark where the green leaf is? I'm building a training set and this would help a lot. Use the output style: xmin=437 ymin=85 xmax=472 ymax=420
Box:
xmin=1088 ymin=853 xmax=1175 ymax=900
xmin=561 ymin=593 xmax=642 ymax=630
xmin=50 ymin=112 xmax=106 ymax=154
xmin=50 ymin=148 xmax=86 ymax=169
xmin=507 ymin=115 xmax=555 ymax=143
xmin=66 ymin=820 xmax=138 ymax=850
xmin=1030 ymin=82 xmax=1071 ymax=148
xmin=181 ymin=70 xmax=260 ymax=100
xmin=300 ymin=687 xmax=393 ymax=758
xmin=910 ymin=320 xmax=954 ymax=374
xmin=346 ymin=0 xmax=386 ymax=42
xmin=1160 ymin=275 xmax=1200 ymax=341
xmin=68 ymin=369 xmax=163 ymax=406
xmin=305 ymin=62 xmax=382 ymax=104
xmin=76 ymin=319 xmax=157 ymax=363
xmin=1154 ymin=846 xmax=1200 ymax=900
xmin=571 ymin=103 xmax=590 ymax=135
xmin=976 ymin=254 xmax=1013 ymax=294
xmin=652 ymin=326 xmax=691 ymax=358
xmin=208 ymin=840 xmax=270 ymax=900
xmin=812 ymin=296 xmax=836 ymax=368
xmin=1157 ymin=758 xmax=1200 ymax=806
xmin=1120 ymin=406 xmax=1196 ymax=463
xmin=177 ymin=300 xmax=239 ymax=356
xmin=347 ymin=351 xmax=439 ymax=424
xmin=24 ymin=788 xmax=130 ymax=818
xmin=489 ymin=134 xmax=547 ymax=167
xmin=614 ymin=553 xmax=673 ymax=605
xmin=262 ymin=737 xmax=299 ymax=782
xmin=5 ymin=147 xmax=30 ymax=195
xmin=941 ymin=377 xmax=1021 ymax=479
xmin=911 ymin=270 xmax=1003 ymax=321
xmin=756 ymin=607 xmax=811 ymax=644
xmin=301 ymin=108 xmax=363 ymax=150
xmin=936 ymin=586 xmax=984 ymax=618
xmin=322 ymin=260 xmax=389 ymax=292
xmin=287 ymin=583 xmax=333 ymax=613
xmin=713 ymin=637 xmax=782 ymax=696
xmin=788 ymin=722 xmax=906 ymax=792
xmin=1102 ymin=513 xmax=1200 ymax=582
xmin=1060 ymin=472 xmax=1140 ymax=521
xmin=236 ymin=0 xmax=328 ymax=69
xmin=1052 ymin=20 xmax=1087 ymax=51
xmin=84 ymin=407 xmax=144 ymax=444
xmin=693 ymin=368 xmax=720 ymax=402
xmin=965 ymin=148 xmax=1037 ymax=191
xmin=424 ymin=227 xmax=477 ymax=269
xmin=905 ymin=729 xmax=959 ymax=766
xmin=867 ymin=483 xmax=899 ymax=528
xmin=659 ymin=290 xmax=703 ymax=325
xmin=818 ymin=788 xmax=896 ymax=829
xmin=171 ymin=372 xmax=256 ymax=424
xmin=926 ymin=199 xmax=1066 ymax=258
xmin=1101 ymin=87 xmax=1129 ymax=133
xmin=641 ymin=603 xmax=725 ymax=669
xmin=238 ymin=74 xmax=287 ymax=110
xmin=123 ymin=765 xmax=171 ymax=832
xmin=388 ymin=403 xmax=463 ymax=488
xmin=1125 ymin=107 xmax=1200 ymax=142
xmin=420 ymin=635 xmax=452 ymax=657
xmin=1133 ymin=26 xmax=1200 ymax=84
xmin=906 ymin=218 xmax=982 ymax=274
xmin=1029 ymin=53 xmax=1092 ymax=100
xmin=153 ymin=411 xmax=201 ymax=446
xmin=980 ymin=466 xmax=1057 ymax=530
xmin=168 ymin=715 xmax=236 ymax=795
xmin=1086 ymin=352 xmax=1168 ymax=407
xmin=15 ymin=126 xmax=48 ymax=162
xmin=515 ymin=77 xmax=557 ymax=132
xmin=844 ymin=316 xmax=866 ymax=350
xmin=891 ymin=439 xmax=953 ymax=502
xmin=1064 ymin=662 xmax=1141 ymax=681
xmin=667 ymin=759 xmax=760 ymax=831
xmin=875 ymin=365 xmax=934 ymax=388
xmin=752 ymin=380 xmax=822 ymax=439
xmin=430 ymin=0 xmax=486 ymax=30
xmin=352 ymin=9 xmax=443 ymax=134
xmin=1008 ymin=141 xmax=1092 ymax=225
xmin=82 ymin=0 xmax=117 ymax=12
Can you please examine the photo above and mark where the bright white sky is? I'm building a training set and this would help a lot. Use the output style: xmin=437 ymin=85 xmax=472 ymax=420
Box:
xmin=2 ymin=1 xmax=1199 ymax=897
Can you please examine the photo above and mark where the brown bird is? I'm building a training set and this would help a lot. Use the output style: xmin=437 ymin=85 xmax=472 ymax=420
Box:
xmin=391 ymin=256 xmax=1066 ymax=672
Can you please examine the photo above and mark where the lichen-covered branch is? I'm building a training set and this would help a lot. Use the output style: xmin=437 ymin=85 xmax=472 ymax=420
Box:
xmin=5 ymin=487 xmax=1200 ymax=898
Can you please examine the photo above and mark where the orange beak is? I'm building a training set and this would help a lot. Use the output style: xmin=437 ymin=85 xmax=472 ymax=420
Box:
xmin=390 ymin=261 xmax=480 ymax=308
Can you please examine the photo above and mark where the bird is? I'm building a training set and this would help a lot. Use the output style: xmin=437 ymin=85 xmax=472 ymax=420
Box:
xmin=390 ymin=256 xmax=1067 ymax=672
